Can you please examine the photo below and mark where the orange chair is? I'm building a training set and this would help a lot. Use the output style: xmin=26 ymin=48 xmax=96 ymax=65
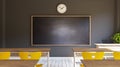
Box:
xmin=113 ymin=52 xmax=120 ymax=60
xmin=0 ymin=52 xmax=11 ymax=60
xmin=19 ymin=52 xmax=42 ymax=60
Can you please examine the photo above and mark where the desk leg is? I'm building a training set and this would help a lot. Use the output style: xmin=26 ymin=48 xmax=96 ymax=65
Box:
xmin=74 ymin=52 xmax=75 ymax=67
xmin=47 ymin=52 xmax=50 ymax=67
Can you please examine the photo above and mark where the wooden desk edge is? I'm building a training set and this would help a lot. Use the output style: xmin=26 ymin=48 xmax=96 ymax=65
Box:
xmin=0 ymin=48 xmax=51 ymax=52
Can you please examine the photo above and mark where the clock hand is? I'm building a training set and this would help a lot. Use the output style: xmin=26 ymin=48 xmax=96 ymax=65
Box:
xmin=61 ymin=7 xmax=64 ymax=9
xmin=59 ymin=7 xmax=64 ymax=10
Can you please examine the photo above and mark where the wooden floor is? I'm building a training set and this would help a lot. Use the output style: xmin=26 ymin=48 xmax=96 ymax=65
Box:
xmin=38 ymin=57 xmax=81 ymax=67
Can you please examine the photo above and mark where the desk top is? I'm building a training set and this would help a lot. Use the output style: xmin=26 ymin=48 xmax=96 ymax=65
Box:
xmin=81 ymin=60 xmax=120 ymax=67
xmin=0 ymin=60 xmax=38 ymax=67
xmin=0 ymin=48 xmax=51 ymax=52
xmin=95 ymin=43 xmax=120 ymax=46
xmin=73 ymin=48 xmax=112 ymax=52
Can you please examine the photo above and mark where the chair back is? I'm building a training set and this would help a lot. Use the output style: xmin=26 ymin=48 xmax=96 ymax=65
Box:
xmin=19 ymin=52 xmax=29 ymax=60
xmin=0 ymin=52 xmax=11 ymax=60
xmin=94 ymin=52 xmax=104 ymax=60
xmin=82 ymin=52 xmax=93 ymax=60
xmin=82 ymin=52 xmax=104 ymax=60
xmin=30 ymin=52 xmax=42 ymax=60
xmin=19 ymin=52 xmax=42 ymax=60
xmin=113 ymin=52 xmax=120 ymax=60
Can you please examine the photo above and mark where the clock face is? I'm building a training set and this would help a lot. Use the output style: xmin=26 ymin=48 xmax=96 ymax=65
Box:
xmin=57 ymin=4 xmax=67 ymax=14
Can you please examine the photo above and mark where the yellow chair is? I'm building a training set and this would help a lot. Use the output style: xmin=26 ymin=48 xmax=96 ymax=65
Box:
xmin=0 ymin=52 xmax=11 ymax=60
xmin=30 ymin=52 xmax=42 ymax=60
xmin=81 ymin=52 xmax=104 ymax=60
xmin=81 ymin=52 xmax=93 ymax=60
xmin=19 ymin=52 xmax=29 ymax=60
xmin=80 ymin=63 xmax=85 ymax=67
xmin=81 ymin=52 xmax=104 ymax=67
xmin=113 ymin=52 xmax=120 ymax=60
xmin=19 ymin=52 xmax=42 ymax=60
xmin=94 ymin=52 xmax=104 ymax=60
xmin=35 ymin=64 xmax=43 ymax=67
xmin=80 ymin=52 xmax=93 ymax=67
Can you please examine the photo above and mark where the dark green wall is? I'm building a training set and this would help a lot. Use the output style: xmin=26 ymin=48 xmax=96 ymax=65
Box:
xmin=0 ymin=0 xmax=2 ymax=48
xmin=1 ymin=0 xmax=116 ymax=56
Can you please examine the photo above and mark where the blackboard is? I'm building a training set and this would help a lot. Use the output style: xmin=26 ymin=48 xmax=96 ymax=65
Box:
xmin=31 ymin=15 xmax=91 ymax=46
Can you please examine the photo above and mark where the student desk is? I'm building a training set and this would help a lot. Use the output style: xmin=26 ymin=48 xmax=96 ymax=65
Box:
xmin=73 ymin=48 xmax=113 ymax=67
xmin=0 ymin=48 xmax=51 ymax=67
xmin=81 ymin=60 xmax=120 ymax=67
xmin=0 ymin=60 xmax=38 ymax=67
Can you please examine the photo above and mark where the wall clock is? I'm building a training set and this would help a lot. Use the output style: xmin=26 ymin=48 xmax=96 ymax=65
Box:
xmin=57 ymin=4 xmax=67 ymax=14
